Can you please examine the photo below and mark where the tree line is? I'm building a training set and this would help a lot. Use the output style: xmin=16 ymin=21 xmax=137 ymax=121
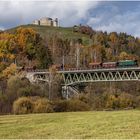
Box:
xmin=0 ymin=26 xmax=140 ymax=114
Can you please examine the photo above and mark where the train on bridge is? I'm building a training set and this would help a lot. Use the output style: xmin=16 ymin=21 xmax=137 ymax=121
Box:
xmin=89 ymin=60 xmax=138 ymax=69
xmin=19 ymin=60 xmax=138 ymax=72
xmin=56 ymin=60 xmax=138 ymax=70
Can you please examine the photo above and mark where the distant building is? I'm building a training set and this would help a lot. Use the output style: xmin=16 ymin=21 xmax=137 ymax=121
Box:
xmin=32 ymin=17 xmax=58 ymax=27
xmin=33 ymin=20 xmax=40 ymax=25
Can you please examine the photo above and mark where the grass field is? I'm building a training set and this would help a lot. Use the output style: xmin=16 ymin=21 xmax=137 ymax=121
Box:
xmin=0 ymin=110 xmax=140 ymax=139
xmin=7 ymin=24 xmax=93 ymax=46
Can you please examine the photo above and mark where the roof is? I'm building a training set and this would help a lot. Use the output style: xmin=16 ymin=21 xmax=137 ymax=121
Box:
xmin=89 ymin=62 xmax=102 ymax=65
xmin=40 ymin=17 xmax=53 ymax=21
xmin=103 ymin=62 xmax=117 ymax=65
xmin=118 ymin=60 xmax=135 ymax=62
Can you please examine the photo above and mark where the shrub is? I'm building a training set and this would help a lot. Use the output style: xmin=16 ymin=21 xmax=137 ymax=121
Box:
xmin=134 ymin=96 xmax=140 ymax=109
xmin=118 ymin=93 xmax=134 ymax=108
xmin=17 ymin=87 xmax=32 ymax=97
xmin=13 ymin=97 xmax=34 ymax=114
xmin=106 ymin=94 xmax=120 ymax=109
xmin=7 ymin=76 xmax=26 ymax=101
xmin=105 ymin=93 xmax=135 ymax=109
xmin=67 ymin=99 xmax=90 ymax=111
xmin=0 ymin=92 xmax=9 ymax=114
xmin=30 ymin=84 xmax=46 ymax=97
xmin=79 ymin=94 xmax=90 ymax=104
xmin=53 ymin=99 xmax=90 ymax=112
xmin=53 ymin=100 xmax=68 ymax=112
xmin=34 ymin=98 xmax=53 ymax=113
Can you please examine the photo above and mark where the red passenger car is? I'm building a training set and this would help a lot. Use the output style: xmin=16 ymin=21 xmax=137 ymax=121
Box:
xmin=102 ymin=62 xmax=117 ymax=68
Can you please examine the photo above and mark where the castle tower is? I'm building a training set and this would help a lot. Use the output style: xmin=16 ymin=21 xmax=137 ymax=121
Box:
xmin=53 ymin=18 xmax=58 ymax=27
xmin=33 ymin=20 xmax=40 ymax=25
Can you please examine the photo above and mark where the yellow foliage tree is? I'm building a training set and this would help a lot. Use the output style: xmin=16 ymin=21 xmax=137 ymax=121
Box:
xmin=119 ymin=52 xmax=131 ymax=60
xmin=0 ymin=33 xmax=16 ymax=62
xmin=2 ymin=63 xmax=17 ymax=78
xmin=16 ymin=27 xmax=37 ymax=50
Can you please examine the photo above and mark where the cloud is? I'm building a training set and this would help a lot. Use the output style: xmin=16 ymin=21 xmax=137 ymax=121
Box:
xmin=87 ymin=2 xmax=140 ymax=37
xmin=0 ymin=25 xmax=4 ymax=30
xmin=0 ymin=1 xmax=99 ymax=28
xmin=0 ymin=1 xmax=140 ymax=37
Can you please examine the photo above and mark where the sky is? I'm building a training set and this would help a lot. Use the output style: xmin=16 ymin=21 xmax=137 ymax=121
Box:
xmin=0 ymin=0 xmax=140 ymax=37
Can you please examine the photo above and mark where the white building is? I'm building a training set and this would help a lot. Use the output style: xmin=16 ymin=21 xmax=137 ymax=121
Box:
xmin=32 ymin=17 xmax=58 ymax=27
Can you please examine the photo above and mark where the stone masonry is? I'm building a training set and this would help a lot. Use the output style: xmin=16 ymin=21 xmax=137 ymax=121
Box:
xmin=33 ymin=17 xmax=58 ymax=27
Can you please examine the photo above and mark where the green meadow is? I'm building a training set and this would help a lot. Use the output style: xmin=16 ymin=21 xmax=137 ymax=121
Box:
xmin=0 ymin=110 xmax=140 ymax=139
xmin=7 ymin=24 xmax=93 ymax=46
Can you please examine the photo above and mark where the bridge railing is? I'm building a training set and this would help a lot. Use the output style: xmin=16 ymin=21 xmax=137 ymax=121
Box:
xmin=21 ymin=66 xmax=140 ymax=73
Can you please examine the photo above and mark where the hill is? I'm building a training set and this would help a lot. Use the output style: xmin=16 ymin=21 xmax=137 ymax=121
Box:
xmin=6 ymin=24 xmax=140 ymax=64
xmin=0 ymin=110 xmax=140 ymax=139
xmin=6 ymin=24 xmax=93 ymax=46
xmin=1 ymin=24 xmax=140 ymax=115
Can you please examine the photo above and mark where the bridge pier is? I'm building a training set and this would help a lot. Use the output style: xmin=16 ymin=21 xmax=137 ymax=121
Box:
xmin=62 ymin=85 xmax=80 ymax=99
xmin=62 ymin=86 xmax=69 ymax=99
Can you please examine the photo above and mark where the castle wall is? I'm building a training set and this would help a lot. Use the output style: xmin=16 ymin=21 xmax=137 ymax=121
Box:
xmin=32 ymin=17 xmax=58 ymax=27
xmin=53 ymin=18 xmax=58 ymax=27
xmin=40 ymin=18 xmax=52 ymax=26
xmin=33 ymin=20 xmax=40 ymax=25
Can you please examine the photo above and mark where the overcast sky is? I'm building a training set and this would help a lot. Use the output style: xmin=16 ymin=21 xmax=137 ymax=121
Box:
xmin=0 ymin=1 xmax=140 ymax=37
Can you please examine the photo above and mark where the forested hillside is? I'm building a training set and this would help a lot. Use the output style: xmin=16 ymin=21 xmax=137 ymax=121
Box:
xmin=4 ymin=24 xmax=140 ymax=69
xmin=0 ymin=24 xmax=140 ymax=114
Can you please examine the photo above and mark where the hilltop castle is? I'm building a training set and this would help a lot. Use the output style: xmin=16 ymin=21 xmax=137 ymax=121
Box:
xmin=33 ymin=17 xmax=58 ymax=27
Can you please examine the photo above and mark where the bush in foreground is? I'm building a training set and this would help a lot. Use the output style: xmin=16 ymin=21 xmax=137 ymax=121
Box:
xmin=13 ymin=97 xmax=54 ymax=114
xmin=105 ymin=93 xmax=135 ymax=109
xmin=67 ymin=99 xmax=90 ymax=111
xmin=53 ymin=99 xmax=90 ymax=112
xmin=34 ymin=98 xmax=53 ymax=113
xmin=13 ymin=93 xmax=138 ymax=115
xmin=53 ymin=100 xmax=68 ymax=112
xmin=13 ymin=97 xmax=34 ymax=114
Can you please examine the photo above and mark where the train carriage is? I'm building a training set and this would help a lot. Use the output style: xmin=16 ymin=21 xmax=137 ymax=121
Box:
xmin=89 ymin=62 xmax=102 ymax=69
xmin=117 ymin=60 xmax=138 ymax=67
xmin=102 ymin=62 xmax=117 ymax=69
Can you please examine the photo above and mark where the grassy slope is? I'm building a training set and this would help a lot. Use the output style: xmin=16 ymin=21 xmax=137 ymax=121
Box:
xmin=7 ymin=24 xmax=93 ymax=46
xmin=0 ymin=110 xmax=140 ymax=139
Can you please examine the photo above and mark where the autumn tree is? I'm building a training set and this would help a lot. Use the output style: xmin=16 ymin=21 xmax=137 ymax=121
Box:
xmin=109 ymin=32 xmax=119 ymax=56
xmin=127 ymin=36 xmax=137 ymax=54
xmin=0 ymin=33 xmax=17 ymax=63
xmin=90 ymin=44 xmax=106 ymax=63
xmin=15 ymin=27 xmax=37 ymax=63
xmin=57 ymin=38 xmax=70 ymax=70
xmin=2 ymin=63 xmax=17 ymax=78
